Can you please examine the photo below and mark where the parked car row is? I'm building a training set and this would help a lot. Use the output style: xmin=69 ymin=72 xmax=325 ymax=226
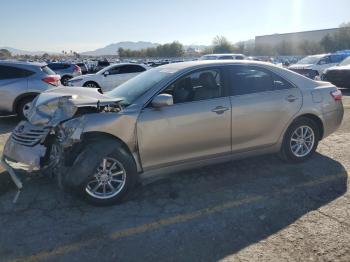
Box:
xmin=288 ymin=51 xmax=350 ymax=85
xmin=321 ymin=56 xmax=350 ymax=88
xmin=67 ymin=63 xmax=148 ymax=92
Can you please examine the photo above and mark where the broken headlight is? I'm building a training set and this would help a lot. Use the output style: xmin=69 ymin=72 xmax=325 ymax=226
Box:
xmin=57 ymin=117 xmax=85 ymax=146
xmin=27 ymin=96 xmax=78 ymax=126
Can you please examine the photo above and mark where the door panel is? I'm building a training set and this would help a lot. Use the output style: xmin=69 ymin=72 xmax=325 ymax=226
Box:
xmin=137 ymin=97 xmax=231 ymax=169
xmin=230 ymin=88 xmax=302 ymax=152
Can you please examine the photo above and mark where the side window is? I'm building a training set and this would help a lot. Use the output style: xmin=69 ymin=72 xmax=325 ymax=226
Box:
xmin=160 ymin=69 xmax=223 ymax=104
xmin=219 ymin=56 xmax=234 ymax=60
xmin=229 ymin=66 xmax=274 ymax=96
xmin=273 ymin=74 xmax=294 ymax=90
xmin=318 ymin=56 xmax=331 ymax=65
xmin=108 ymin=66 xmax=121 ymax=75
xmin=0 ymin=65 xmax=34 ymax=80
xmin=119 ymin=65 xmax=146 ymax=74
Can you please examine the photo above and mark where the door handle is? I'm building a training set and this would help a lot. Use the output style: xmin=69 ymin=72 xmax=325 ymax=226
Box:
xmin=286 ymin=95 xmax=298 ymax=102
xmin=211 ymin=106 xmax=229 ymax=114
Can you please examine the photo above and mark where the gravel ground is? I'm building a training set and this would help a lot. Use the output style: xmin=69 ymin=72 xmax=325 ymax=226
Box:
xmin=0 ymin=90 xmax=349 ymax=262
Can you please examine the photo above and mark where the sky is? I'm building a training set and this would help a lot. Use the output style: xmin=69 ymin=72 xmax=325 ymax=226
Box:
xmin=0 ymin=0 xmax=349 ymax=52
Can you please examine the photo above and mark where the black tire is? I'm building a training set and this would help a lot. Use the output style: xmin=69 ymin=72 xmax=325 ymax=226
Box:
xmin=17 ymin=96 xmax=35 ymax=120
xmin=83 ymin=81 xmax=99 ymax=89
xmin=279 ymin=117 xmax=320 ymax=163
xmin=66 ymin=138 xmax=137 ymax=206
xmin=61 ymin=75 xmax=72 ymax=86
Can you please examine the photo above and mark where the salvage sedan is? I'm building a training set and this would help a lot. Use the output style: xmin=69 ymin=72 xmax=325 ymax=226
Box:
xmin=1 ymin=60 xmax=344 ymax=206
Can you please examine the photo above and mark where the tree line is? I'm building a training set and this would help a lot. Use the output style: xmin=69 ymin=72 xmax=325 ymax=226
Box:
xmin=118 ymin=41 xmax=184 ymax=58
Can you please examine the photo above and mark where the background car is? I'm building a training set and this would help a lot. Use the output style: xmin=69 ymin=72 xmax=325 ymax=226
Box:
xmin=47 ymin=62 xmax=82 ymax=86
xmin=94 ymin=60 xmax=110 ymax=72
xmin=288 ymin=52 xmax=350 ymax=79
xmin=0 ymin=61 xmax=60 ymax=118
xmin=76 ymin=62 xmax=89 ymax=75
xmin=68 ymin=63 xmax=148 ymax=92
xmin=199 ymin=53 xmax=246 ymax=60
xmin=321 ymin=56 xmax=350 ymax=88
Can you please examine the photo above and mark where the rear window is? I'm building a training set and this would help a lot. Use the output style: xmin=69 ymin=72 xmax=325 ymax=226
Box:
xmin=41 ymin=66 xmax=56 ymax=75
xmin=0 ymin=65 xmax=35 ymax=80
xmin=48 ymin=63 xmax=70 ymax=70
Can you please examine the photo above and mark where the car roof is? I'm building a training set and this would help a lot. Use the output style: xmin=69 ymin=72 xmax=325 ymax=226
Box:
xmin=0 ymin=60 xmax=46 ymax=67
xmin=157 ymin=59 xmax=278 ymax=71
xmin=202 ymin=53 xmax=244 ymax=56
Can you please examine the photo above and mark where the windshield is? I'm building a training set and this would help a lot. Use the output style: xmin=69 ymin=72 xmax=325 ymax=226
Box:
xmin=339 ymin=56 xmax=350 ymax=66
xmin=296 ymin=55 xmax=323 ymax=65
xmin=106 ymin=68 xmax=175 ymax=105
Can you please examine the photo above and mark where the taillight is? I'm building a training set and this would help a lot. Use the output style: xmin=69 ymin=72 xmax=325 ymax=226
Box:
xmin=42 ymin=75 xmax=61 ymax=86
xmin=74 ymin=65 xmax=81 ymax=73
xmin=330 ymin=89 xmax=342 ymax=101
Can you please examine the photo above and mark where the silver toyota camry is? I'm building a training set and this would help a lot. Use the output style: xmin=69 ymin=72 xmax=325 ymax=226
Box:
xmin=1 ymin=60 xmax=344 ymax=206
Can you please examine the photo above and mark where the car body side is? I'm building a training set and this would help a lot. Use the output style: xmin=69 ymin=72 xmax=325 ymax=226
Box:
xmin=76 ymin=62 xmax=343 ymax=176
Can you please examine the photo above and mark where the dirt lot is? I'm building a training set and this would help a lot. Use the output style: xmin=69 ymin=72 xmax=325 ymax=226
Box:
xmin=0 ymin=90 xmax=349 ymax=262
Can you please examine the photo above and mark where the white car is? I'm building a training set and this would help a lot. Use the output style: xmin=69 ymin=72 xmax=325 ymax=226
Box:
xmin=199 ymin=53 xmax=245 ymax=60
xmin=288 ymin=54 xmax=346 ymax=79
xmin=68 ymin=63 xmax=148 ymax=92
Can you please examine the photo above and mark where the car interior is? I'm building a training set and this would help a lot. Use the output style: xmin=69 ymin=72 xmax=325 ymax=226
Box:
xmin=162 ymin=70 xmax=223 ymax=103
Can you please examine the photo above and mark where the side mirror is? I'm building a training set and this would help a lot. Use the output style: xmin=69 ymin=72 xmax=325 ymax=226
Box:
xmin=151 ymin=94 xmax=173 ymax=108
xmin=103 ymin=71 xmax=110 ymax=77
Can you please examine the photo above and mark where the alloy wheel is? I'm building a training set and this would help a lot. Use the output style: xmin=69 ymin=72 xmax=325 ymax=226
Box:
xmin=85 ymin=157 xmax=126 ymax=199
xmin=290 ymin=125 xmax=315 ymax=158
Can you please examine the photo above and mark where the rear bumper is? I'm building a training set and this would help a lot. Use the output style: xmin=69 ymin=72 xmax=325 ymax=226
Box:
xmin=322 ymin=107 xmax=344 ymax=138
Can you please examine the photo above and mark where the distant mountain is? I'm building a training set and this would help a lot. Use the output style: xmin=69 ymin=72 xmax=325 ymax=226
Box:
xmin=0 ymin=47 xmax=57 ymax=56
xmin=81 ymin=41 xmax=160 ymax=56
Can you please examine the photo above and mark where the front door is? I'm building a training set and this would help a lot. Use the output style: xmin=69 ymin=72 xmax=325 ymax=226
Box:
xmin=137 ymin=68 xmax=231 ymax=170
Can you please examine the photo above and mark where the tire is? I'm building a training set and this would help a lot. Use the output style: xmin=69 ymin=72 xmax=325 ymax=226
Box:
xmin=83 ymin=81 xmax=99 ymax=89
xmin=61 ymin=75 xmax=72 ymax=86
xmin=66 ymin=138 xmax=137 ymax=206
xmin=17 ymin=96 xmax=35 ymax=120
xmin=279 ymin=117 xmax=320 ymax=163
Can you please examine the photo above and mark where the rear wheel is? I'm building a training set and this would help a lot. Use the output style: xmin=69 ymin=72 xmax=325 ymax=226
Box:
xmin=279 ymin=117 xmax=320 ymax=163
xmin=61 ymin=75 xmax=72 ymax=86
xmin=83 ymin=81 xmax=99 ymax=88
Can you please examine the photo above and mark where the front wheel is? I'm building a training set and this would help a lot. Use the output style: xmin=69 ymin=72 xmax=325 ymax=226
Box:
xmin=70 ymin=139 xmax=137 ymax=206
xmin=279 ymin=117 xmax=320 ymax=163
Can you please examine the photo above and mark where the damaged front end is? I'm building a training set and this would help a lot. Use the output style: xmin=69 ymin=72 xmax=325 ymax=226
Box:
xmin=1 ymin=88 xmax=123 ymax=201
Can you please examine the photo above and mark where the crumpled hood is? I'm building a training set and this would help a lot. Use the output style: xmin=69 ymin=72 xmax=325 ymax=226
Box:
xmin=40 ymin=86 xmax=122 ymax=107
xmin=26 ymin=87 xmax=122 ymax=126
xmin=288 ymin=64 xmax=314 ymax=70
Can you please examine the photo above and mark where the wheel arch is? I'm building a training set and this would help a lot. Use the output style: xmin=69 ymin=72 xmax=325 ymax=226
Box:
xmin=294 ymin=113 xmax=324 ymax=140
xmin=81 ymin=131 xmax=142 ymax=171
xmin=13 ymin=92 xmax=39 ymax=113
xmin=83 ymin=80 xmax=100 ymax=87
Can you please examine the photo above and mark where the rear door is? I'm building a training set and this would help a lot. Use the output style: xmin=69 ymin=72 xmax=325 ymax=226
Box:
xmin=227 ymin=65 xmax=302 ymax=152
xmin=0 ymin=65 xmax=33 ymax=113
